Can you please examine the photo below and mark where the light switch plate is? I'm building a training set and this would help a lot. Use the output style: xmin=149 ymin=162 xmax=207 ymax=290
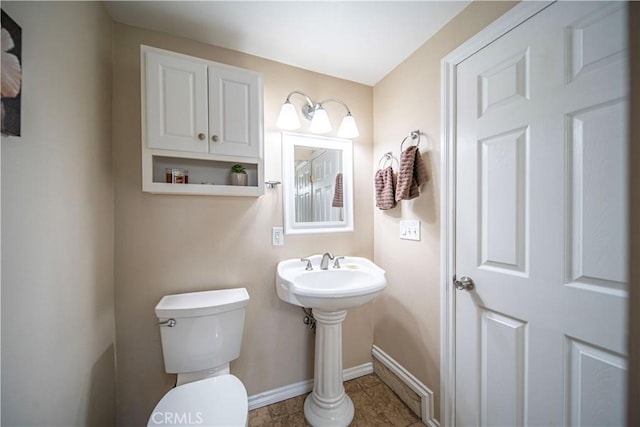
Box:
xmin=272 ymin=227 xmax=284 ymax=246
xmin=400 ymin=220 xmax=421 ymax=241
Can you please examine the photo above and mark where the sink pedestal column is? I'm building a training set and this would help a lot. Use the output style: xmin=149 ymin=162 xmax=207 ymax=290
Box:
xmin=304 ymin=309 xmax=354 ymax=427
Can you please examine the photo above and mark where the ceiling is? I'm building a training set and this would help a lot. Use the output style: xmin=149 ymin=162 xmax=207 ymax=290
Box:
xmin=104 ymin=1 xmax=470 ymax=86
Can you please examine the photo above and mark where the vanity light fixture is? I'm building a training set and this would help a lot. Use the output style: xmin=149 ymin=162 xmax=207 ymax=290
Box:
xmin=276 ymin=90 xmax=359 ymax=138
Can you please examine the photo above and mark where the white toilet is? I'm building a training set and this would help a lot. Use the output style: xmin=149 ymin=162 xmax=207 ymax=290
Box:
xmin=148 ymin=288 xmax=250 ymax=427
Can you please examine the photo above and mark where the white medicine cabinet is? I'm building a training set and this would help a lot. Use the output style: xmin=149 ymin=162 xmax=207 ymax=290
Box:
xmin=141 ymin=45 xmax=264 ymax=196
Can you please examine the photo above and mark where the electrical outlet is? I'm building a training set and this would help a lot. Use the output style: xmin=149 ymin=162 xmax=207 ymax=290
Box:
xmin=399 ymin=220 xmax=421 ymax=241
xmin=272 ymin=227 xmax=284 ymax=246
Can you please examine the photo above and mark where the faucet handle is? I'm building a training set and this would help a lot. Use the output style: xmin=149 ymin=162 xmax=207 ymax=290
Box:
xmin=333 ymin=256 xmax=345 ymax=269
xmin=300 ymin=258 xmax=313 ymax=271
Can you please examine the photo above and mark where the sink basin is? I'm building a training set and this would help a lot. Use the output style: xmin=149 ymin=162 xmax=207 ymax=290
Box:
xmin=276 ymin=255 xmax=387 ymax=311
xmin=276 ymin=255 xmax=387 ymax=425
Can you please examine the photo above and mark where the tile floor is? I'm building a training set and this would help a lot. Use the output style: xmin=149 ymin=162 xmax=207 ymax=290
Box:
xmin=248 ymin=374 xmax=425 ymax=427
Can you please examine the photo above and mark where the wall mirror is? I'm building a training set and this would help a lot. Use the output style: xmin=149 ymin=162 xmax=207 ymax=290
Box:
xmin=282 ymin=132 xmax=353 ymax=234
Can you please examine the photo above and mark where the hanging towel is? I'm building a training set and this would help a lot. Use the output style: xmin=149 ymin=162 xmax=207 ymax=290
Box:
xmin=332 ymin=173 xmax=344 ymax=208
xmin=395 ymin=145 xmax=429 ymax=202
xmin=375 ymin=166 xmax=396 ymax=210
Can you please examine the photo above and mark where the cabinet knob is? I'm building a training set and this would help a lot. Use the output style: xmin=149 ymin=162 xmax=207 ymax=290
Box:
xmin=211 ymin=135 xmax=219 ymax=142
xmin=198 ymin=133 xmax=205 ymax=140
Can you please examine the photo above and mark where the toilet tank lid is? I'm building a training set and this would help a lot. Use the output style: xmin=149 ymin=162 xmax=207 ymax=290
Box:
xmin=155 ymin=288 xmax=249 ymax=319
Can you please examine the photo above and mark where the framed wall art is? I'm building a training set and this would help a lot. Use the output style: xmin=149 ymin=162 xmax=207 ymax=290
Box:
xmin=2 ymin=9 xmax=22 ymax=136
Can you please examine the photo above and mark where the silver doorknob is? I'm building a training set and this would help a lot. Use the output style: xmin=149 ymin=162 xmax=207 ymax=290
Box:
xmin=454 ymin=275 xmax=474 ymax=291
xmin=211 ymin=135 xmax=219 ymax=142
xmin=198 ymin=133 xmax=206 ymax=140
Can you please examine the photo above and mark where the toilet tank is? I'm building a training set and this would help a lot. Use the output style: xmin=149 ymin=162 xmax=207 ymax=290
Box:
xmin=155 ymin=288 xmax=249 ymax=374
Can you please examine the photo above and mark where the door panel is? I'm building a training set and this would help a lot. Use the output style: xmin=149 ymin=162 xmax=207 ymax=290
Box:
xmin=479 ymin=127 xmax=528 ymax=274
xmin=478 ymin=49 xmax=529 ymax=117
xmin=567 ymin=4 xmax=627 ymax=82
xmin=208 ymin=66 xmax=261 ymax=157
xmin=567 ymin=99 xmax=628 ymax=291
xmin=296 ymin=162 xmax=312 ymax=222
xmin=145 ymin=51 xmax=208 ymax=152
xmin=480 ymin=309 xmax=527 ymax=427
xmin=567 ymin=338 xmax=626 ymax=426
xmin=455 ymin=2 xmax=628 ymax=426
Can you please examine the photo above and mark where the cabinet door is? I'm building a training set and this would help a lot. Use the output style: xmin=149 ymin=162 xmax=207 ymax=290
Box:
xmin=145 ymin=51 xmax=209 ymax=153
xmin=208 ymin=66 xmax=262 ymax=158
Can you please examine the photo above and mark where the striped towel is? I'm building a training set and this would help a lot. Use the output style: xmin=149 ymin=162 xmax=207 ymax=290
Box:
xmin=332 ymin=173 xmax=343 ymax=208
xmin=395 ymin=145 xmax=429 ymax=202
xmin=375 ymin=166 xmax=396 ymax=210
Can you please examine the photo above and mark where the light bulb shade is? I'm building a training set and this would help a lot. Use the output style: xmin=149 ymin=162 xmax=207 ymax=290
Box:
xmin=337 ymin=113 xmax=359 ymax=138
xmin=276 ymin=101 xmax=301 ymax=130
xmin=309 ymin=107 xmax=332 ymax=134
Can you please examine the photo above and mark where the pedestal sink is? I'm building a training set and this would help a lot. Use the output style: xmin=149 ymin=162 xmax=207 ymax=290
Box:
xmin=276 ymin=254 xmax=387 ymax=427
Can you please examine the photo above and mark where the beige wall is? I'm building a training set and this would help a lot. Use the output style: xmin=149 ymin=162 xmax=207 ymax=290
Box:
xmin=0 ymin=2 xmax=115 ymax=426
xmin=112 ymin=24 xmax=374 ymax=425
xmin=372 ymin=1 xmax=516 ymax=419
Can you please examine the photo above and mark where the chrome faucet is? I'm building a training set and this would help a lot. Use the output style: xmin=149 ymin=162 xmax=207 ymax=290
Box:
xmin=320 ymin=252 xmax=334 ymax=270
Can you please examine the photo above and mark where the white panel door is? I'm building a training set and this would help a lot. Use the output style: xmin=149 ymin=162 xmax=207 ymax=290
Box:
xmin=145 ymin=51 xmax=209 ymax=153
xmin=311 ymin=149 xmax=342 ymax=222
xmin=296 ymin=161 xmax=312 ymax=222
xmin=455 ymin=2 xmax=628 ymax=426
xmin=208 ymin=66 xmax=261 ymax=158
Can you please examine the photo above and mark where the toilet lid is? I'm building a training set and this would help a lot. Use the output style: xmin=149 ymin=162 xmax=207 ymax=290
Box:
xmin=148 ymin=375 xmax=248 ymax=427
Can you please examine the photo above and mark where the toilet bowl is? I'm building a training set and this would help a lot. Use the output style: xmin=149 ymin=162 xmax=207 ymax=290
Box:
xmin=147 ymin=375 xmax=248 ymax=427
xmin=148 ymin=288 xmax=250 ymax=427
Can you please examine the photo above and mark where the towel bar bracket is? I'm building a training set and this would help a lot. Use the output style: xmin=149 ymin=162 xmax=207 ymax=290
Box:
xmin=378 ymin=151 xmax=399 ymax=170
xmin=400 ymin=130 xmax=421 ymax=152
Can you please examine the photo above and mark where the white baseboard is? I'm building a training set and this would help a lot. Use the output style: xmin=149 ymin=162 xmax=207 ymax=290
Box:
xmin=247 ymin=362 xmax=373 ymax=411
xmin=372 ymin=345 xmax=439 ymax=427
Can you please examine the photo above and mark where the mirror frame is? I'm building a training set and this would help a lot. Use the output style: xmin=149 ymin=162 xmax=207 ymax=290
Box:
xmin=282 ymin=132 xmax=354 ymax=235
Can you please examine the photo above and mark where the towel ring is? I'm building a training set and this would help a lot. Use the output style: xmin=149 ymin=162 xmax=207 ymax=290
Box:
xmin=400 ymin=130 xmax=421 ymax=152
xmin=378 ymin=152 xmax=399 ymax=170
